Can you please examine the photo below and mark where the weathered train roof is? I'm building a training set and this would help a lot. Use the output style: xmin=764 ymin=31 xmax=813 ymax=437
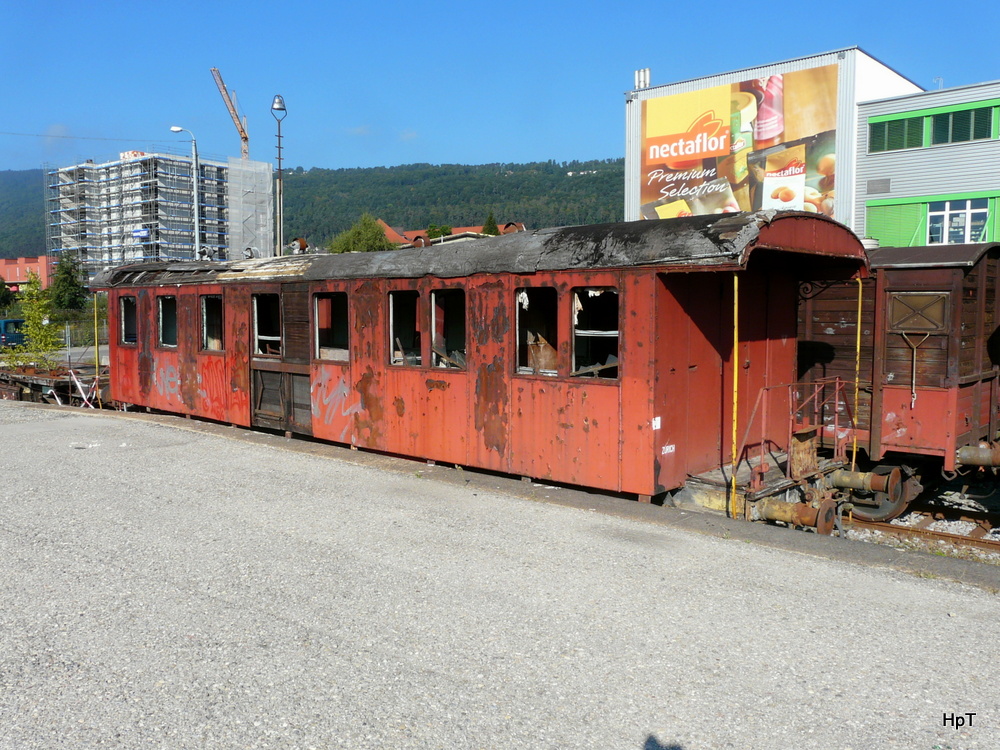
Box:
xmin=868 ymin=243 xmax=1000 ymax=269
xmin=92 ymin=211 xmax=865 ymax=288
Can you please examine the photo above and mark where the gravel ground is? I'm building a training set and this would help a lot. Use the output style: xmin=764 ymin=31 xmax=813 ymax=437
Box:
xmin=1 ymin=401 xmax=998 ymax=749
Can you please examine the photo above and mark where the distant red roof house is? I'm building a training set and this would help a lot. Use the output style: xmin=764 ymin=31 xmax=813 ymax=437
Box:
xmin=0 ymin=256 xmax=53 ymax=292
xmin=378 ymin=219 xmax=526 ymax=248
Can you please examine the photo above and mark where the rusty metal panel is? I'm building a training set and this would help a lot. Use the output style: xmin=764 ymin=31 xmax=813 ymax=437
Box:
xmin=878 ymin=386 xmax=956 ymax=462
xmin=350 ymin=280 xmax=387 ymax=451
xmin=468 ymin=276 xmax=510 ymax=473
xmin=108 ymin=290 xmax=142 ymax=406
xmin=510 ymin=379 xmax=621 ymax=488
xmin=177 ymin=291 xmax=199 ymax=413
xmin=619 ymin=273 xmax=657 ymax=496
xmin=310 ymin=363 xmax=361 ymax=444
xmin=655 ymin=273 xmax=727 ymax=490
xmin=225 ymin=285 xmax=252 ymax=426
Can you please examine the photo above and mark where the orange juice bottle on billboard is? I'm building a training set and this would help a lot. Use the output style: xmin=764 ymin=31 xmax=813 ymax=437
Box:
xmin=752 ymin=76 xmax=784 ymax=150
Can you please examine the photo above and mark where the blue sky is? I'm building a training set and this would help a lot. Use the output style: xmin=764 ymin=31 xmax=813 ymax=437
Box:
xmin=2 ymin=0 xmax=999 ymax=172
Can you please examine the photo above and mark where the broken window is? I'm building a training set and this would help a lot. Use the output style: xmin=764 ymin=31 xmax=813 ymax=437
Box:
xmin=120 ymin=295 xmax=137 ymax=345
xmin=315 ymin=292 xmax=349 ymax=361
xmin=516 ymin=286 xmax=559 ymax=375
xmin=572 ymin=288 xmax=619 ymax=378
xmin=253 ymin=293 xmax=282 ymax=356
xmin=390 ymin=290 xmax=421 ymax=366
xmin=431 ymin=289 xmax=466 ymax=369
xmin=201 ymin=295 xmax=224 ymax=351
xmin=157 ymin=296 xmax=177 ymax=347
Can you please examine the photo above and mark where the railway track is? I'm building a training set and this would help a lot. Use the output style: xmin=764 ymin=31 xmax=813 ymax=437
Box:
xmin=846 ymin=503 xmax=1000 ymax=556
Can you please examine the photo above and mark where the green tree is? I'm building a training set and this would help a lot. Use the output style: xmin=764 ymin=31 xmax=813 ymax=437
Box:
xmin=426 ymin=224 xmax=453 ymax=240
xmin=48 ymin=255 xmax=89 ymax=310
xmin=327 ymin=213 xmax=396 ymax=254
xmin=482 ymin=211 xmax=500 ymax=235
xmin=0 ymin=276 xmax=14 ymax=310
xmin=6 ymin=271 xmax=61 ymax=372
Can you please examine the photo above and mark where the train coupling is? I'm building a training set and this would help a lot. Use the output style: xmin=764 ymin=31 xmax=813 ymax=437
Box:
xmin=751 ymin=496 xmax=838 ymax=535
xmin=828 ymin=467 xmax=902 ymax=503
xmin=956 ymin=442 xmax=1000 ymax=467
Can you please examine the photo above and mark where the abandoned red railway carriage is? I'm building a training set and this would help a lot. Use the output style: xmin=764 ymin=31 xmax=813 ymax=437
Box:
xmin=94 ymin=211 xmax=867 ymax=511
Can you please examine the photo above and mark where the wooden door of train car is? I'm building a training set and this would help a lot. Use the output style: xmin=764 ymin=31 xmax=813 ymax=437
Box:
xmin=246 ymin=282 xmax=313 ymax=435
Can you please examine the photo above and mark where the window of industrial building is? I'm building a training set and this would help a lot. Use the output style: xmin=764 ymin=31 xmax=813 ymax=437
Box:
xmin=120 ymin=296 xmax=137 ymax=345
xmin=431 ymin=289 xmax=466 ymax=369
xmin=869 ymin=116 xmax=923 ymax=153
xmin=252 ymin=293 xmax=282 ymax=356
xmin=157 ymin=296 xmax=178 ymax=348
xmin=201 ymin=295 xmax=224 ymax=351
xmin=572 ymin=288 xmax=619 ymax=379
xmin=516 ymin=287 xmax=559 ymax=376
xmin=931 ymin=107 xmax=992 ymax=145
xmin=315 ymin=292 xmax=349 ymax=361
xmin=389 ymin=290 xmax=421 ymax=366
xmin=928 ymin=199 xmax=989 ymax=244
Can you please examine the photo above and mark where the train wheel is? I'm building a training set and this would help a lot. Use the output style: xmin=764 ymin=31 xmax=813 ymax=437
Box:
xmin=850 ymin=490 xmax=908 ymax=522
xmin=849 ymin=465 xmax=921 ymax=522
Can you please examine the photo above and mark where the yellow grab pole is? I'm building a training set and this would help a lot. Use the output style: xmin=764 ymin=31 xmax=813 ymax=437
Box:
xmin=730 ymin=273 xmax=740 ymax=519
xmin=851 ymin=277 xmax=863 ymax=472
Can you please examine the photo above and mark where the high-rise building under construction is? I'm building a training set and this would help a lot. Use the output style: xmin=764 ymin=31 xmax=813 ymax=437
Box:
xmin=46 ymin=151 xmax=273 ymax=281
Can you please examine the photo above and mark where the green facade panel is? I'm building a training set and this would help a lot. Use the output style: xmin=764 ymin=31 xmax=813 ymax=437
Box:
xmin=866 ymin=203 xmax=927 ymax=246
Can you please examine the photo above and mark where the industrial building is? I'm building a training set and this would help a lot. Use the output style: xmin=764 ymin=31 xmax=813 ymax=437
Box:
xmin=46 ymin=151 xmax=273 ymax=282
xmin=624 ymin=48 xmax=921 ymax=230
xmin=856 ymin=79 xmax=1000 ymax=246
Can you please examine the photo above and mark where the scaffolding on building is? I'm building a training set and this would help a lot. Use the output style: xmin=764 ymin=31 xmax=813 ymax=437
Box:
xmin=46 ymin=151 xmax=274 ymax=282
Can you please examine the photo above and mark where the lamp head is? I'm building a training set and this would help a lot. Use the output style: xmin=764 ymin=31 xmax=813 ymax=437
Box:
xmin=169 ymin=126 xmax=183 ymax=133
xmin=271 ymin=95 xmax=287 ymax=121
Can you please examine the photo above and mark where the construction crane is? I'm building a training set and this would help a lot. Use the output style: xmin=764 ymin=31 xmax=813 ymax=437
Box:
xmin=210 ymin=67 xmax=249 ymax=159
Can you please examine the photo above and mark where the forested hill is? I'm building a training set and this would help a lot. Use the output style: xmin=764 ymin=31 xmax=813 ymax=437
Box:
xmin=283 ymin=159 xmax=624 ymax=246
xmin=0 ymin=158 xmax=624 ymax=258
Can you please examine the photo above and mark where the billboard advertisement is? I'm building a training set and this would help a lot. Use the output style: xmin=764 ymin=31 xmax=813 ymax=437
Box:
xmin=640 ymin=64 xmax=838 ymax=220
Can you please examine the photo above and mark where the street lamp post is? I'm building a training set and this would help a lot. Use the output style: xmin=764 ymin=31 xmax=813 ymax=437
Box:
xmin=169 ymin=126 xmax=202 ymax=260
xmin=271 ymin=95 xmax=287 ymax=256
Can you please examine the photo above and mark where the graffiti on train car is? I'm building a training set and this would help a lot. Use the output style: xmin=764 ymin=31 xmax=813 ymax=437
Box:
xmin=312 ymin=368 xmax=363 ymax=441
xmin=154 ymin=364 xmax=181 ymax=398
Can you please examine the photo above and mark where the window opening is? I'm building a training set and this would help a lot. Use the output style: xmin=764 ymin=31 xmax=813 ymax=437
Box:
xmin=315 ymin=292 xmax=349 ymax=361
xmin=158 ymin=296 xmax=177 ymax=347
xmin=120 ymin=296 xmax=137 ymax=344
xmin=516 ymin=287 xmax=559 ymax=375
xmin=931 ymin=107 xmax=992 ymax=145
xmin=253 ymin=293 xmax=282 ymax=356
xmin=572 ymin=288 xmax=619 ymax=378
xmin=431 ymin=289 xmax=466 ymax=369
xmin=201 ymin=295 xmax=224 ymax=351
xmin=869 ymin=116 xmax=923 ymax=153
xmin=928 ymin=199 xmax=989 ymax=244
xmin=390 ymin=290 xmax=421 ymax=366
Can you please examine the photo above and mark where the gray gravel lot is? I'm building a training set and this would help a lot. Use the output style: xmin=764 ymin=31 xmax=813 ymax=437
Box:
xmin=0 ymin=401 xmax=997 ymax=749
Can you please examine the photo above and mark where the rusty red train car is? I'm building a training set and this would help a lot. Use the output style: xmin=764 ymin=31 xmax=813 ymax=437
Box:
xmin=94 ymin=211 xmax=869 ymax=524
xmin=798 ymin=242 xmax=1000 ymax=520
